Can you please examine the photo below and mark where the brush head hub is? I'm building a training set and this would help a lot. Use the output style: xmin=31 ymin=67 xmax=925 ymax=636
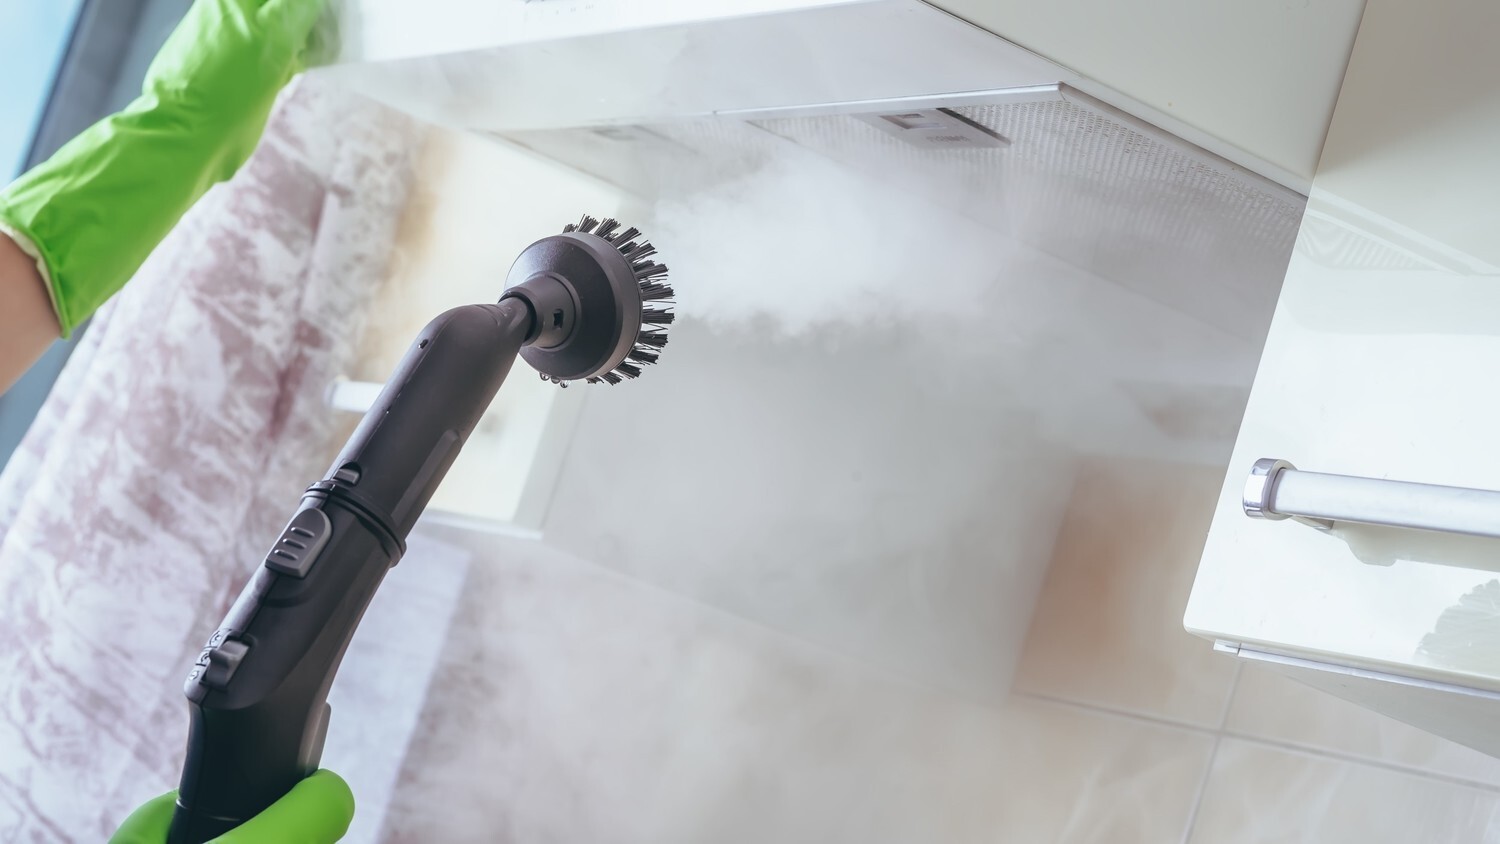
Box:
xmin=502 ymin=216 xmax=674 ymax=387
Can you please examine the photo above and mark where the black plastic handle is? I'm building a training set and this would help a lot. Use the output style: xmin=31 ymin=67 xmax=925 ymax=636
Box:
xmin=166 ymin=501 xmax=391 ymax=843
xmin=167 ymin=302 xmax=532 ymax=843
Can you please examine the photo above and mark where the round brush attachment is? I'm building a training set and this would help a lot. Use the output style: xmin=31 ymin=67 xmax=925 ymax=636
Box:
xmin=501 ymin=215 xmax=674 ymax=387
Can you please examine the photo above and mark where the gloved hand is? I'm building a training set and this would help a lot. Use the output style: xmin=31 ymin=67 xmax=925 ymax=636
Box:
xmin=108 ymin=770 xmax=355 ymax=844
xmin=0 ymin=0 xmax=326 ymax=336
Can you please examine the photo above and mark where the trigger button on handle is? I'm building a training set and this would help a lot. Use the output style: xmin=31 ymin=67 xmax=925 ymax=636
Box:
xmin=202 ymin=639 xmax=250 ymax=690
xmin=264 ymin=508 xmax=332 ymax=578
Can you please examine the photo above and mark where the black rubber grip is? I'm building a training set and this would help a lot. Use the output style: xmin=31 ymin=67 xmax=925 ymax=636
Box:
xmin=167 ymin=502 xmax=394 ymax=844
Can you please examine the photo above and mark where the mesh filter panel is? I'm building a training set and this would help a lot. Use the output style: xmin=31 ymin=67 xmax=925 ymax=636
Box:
xmin=747 ymin=95 xmax=1304 ymax=340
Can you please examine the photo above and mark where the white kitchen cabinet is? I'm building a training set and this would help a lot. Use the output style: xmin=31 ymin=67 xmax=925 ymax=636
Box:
xmin=1185 ymin=0 xmax=1500 ymax=754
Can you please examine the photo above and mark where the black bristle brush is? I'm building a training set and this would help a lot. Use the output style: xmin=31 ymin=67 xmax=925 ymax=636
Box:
xmin=558 ymin=215 xmax=676 ymax=387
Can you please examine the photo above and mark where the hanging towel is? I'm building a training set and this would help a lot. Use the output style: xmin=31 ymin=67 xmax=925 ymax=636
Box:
xmin=0 ymin=75 xmax=424 ymax=841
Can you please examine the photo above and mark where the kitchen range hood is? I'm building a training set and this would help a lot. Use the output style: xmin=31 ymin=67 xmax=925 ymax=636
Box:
xmin=313 ymin=0 xmax=1309 ymax=699
xmin=320 ymin=0 xmax=1310 ymax=185
xmin=323 ymin=0 xmax=1070 ymax=130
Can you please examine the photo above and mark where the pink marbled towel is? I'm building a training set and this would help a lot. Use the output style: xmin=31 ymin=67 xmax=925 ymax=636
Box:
xmin=0 ymin=77 xmax=423 ymax=840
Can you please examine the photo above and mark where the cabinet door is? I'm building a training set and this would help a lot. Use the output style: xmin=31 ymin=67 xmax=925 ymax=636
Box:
xmin=1186 ymin=0 xmax=1500 ymax=700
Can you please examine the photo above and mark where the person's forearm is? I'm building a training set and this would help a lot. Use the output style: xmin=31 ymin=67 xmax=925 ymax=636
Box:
xmin=0 ymin=232 xmax=62 ymax=394
xmin=0 ymin=0 xmax=323 ymax=370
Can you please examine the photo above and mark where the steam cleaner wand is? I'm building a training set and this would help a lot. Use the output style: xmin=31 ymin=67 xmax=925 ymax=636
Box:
xmin=165 ymin=216 xmax=674 ymax=843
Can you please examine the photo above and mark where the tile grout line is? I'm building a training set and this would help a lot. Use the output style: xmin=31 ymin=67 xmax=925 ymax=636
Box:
xmin=1020 ymin=682 xmax=1500 ymax=801
xmin=1218 ymin=730 xmax=1500 ymax=795
xmin=1217 ymin=661 xmax=1243 ymax=730
xmin=1011 ymin=691 xmax=1219 ymax=737
xmin=1010 ymin=691 xmax=1225 ymax=844
xmin=1177 ymin=661 xmax=1242 ymax=844
xmin=1178 ymin=734 xmax=1220 ymax=844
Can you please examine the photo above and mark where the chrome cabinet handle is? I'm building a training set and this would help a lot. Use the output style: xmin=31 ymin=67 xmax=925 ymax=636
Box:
xmin=1243 ymin=458 xmax=1500 ymax=539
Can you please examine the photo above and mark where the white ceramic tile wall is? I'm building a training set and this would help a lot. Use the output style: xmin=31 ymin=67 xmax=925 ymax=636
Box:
xmin=1015 ymin=460 xmax=1237 ymax=728
xmin=1190 ymin=740 xmax=1500 ymax=843
xmin=370 ymin=456 xmax=1500 ymax=843
xmin=375 ymin=521 xmax=1216 ymax=844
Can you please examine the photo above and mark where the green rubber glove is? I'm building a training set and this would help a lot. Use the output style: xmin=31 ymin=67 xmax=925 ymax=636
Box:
xmin=0 ymin=0 xmax=326 ymax=336
xmin=108 ymin=770 xmax=355 ymax=844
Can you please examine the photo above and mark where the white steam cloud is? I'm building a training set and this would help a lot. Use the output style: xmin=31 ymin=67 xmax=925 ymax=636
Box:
xmin=646 ymin=143 xmax=1019 ymax=338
